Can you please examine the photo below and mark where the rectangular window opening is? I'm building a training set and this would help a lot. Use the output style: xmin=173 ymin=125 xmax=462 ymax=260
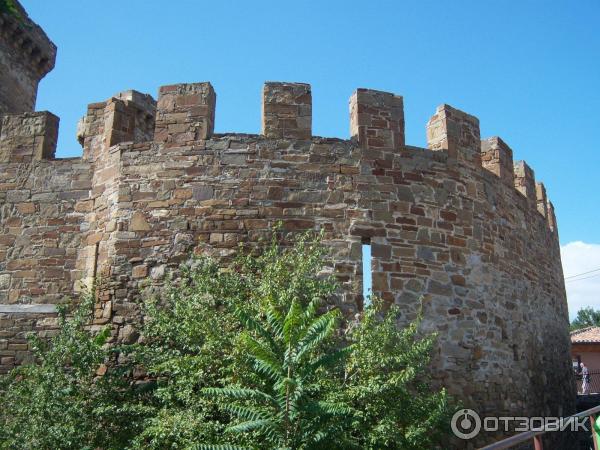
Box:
xmin=362 ymin=239 xmax=372 ymax=308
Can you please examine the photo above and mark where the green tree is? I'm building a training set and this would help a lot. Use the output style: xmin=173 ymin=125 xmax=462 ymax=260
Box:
xmin=0 ymin=290 xmax=149 ymax=450
xmin=129 ymin=257 xmax=249 ymax=449
xmin=203 ymin=297 xmax=353 ymax=449
xmin=137 ymin=231 xmax=453 ymax=449
xmin=571 ymin=306 xmax=600 ymax=331
xmin=0 ymin=0 xmax=19 ymax=17
xmin=341 ymin=300 xmax=451 ymax=449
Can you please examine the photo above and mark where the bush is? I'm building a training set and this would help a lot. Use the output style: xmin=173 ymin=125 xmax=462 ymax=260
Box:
xmin=341 ymin=300 xmax=451 ymax=449
xmin=0 ymin=232 xmax=453 ymax=449
xmin=129 ymin=257 xmax=247 ymax=448
xmin=0 ymin=290 xmax=149 ymax=450
xmin=136 ymin=232 xmax=453 ymax=449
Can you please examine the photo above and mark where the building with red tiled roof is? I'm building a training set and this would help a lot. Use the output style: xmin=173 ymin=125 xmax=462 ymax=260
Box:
xmin=571 ymin=327 xmax=600 ymax=372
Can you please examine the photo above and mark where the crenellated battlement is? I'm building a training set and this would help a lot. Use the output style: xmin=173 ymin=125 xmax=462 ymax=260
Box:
xmin=155 ymin=82 xmax=215 ymax=144
xmin=0 ymin=5 xmax=575 ymax=447
xmin=0 ymin=9 xmax=574 ymax=446
xmin=1 ymin=80 xmax=557 ymax=234
xmin=0 ymin=111 xmax=58 ymax=162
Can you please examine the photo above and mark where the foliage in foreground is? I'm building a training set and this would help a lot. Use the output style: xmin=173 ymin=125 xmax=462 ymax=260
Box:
xmin=0 ymin=232 xmax=453 ymax=449
xmin=135 ymin=232 xmax=452 ymax=449
xmin=342 ymin=301 xmax=451 ymax=449
xmin=0 ymin=291 xmax=149 ymax=450
xmin=203 ymin=295 xmax=352 ymax=449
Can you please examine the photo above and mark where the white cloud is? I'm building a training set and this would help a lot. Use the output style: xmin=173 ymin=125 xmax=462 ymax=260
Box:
xmin=561 ymin=241 xmax=600 ymax=320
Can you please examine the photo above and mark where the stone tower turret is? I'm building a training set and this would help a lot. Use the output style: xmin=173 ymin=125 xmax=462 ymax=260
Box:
xmin=0 ymin=1 xmax=56 ymax=114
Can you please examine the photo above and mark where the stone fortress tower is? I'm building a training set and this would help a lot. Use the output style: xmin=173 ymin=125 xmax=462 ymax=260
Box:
xmin=0 ymin=1 xmax=55 ymax=115
xmin=0 ymin=2 xmax=575 ymax=447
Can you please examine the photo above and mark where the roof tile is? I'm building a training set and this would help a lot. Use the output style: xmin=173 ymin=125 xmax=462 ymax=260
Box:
xmin=571 ymin=326 xmax=600 ymax=343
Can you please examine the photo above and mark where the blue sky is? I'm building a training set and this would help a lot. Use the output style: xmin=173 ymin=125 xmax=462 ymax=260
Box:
xmin=22 ymin=0 xmax=600 ymax=316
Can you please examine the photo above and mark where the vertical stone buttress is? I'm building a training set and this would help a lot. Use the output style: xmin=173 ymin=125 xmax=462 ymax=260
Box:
xmin=74 ymin=91 xmax=156 ymax=327
xmin=348 ymin=88 xmax=405 ymax=304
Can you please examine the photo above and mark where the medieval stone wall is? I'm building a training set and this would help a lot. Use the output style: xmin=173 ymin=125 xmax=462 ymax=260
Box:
xmin=0 ymin=3 xmax=576 ymax=448
xmin=0 ymin=79 xmax=575 ymax=447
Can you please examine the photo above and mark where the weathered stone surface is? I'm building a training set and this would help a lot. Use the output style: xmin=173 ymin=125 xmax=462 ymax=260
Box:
xmin=0 ymin=4 xmax=575 ymax=448
xmin=130 ymin=211 xmax=151 ymax=231
xmin=349 ymin=88 xmax=404 ymax=150
xmin=155 ymin=82 xmax=215 ymax=145
xmin=0 ymin=1 xmax=56 ymax=115
xmin=262 ymin=82 xmax=311 ymax=140
xmin=0 ymin=304 xmax=57 ymax=313
xmin=427 ymin=104 xmax=481 ymax=167
xmin=0 ymin=112 xmax=59 ymax=162
xmin=514 ymin=160 xmax=536 ymax=207
xmin=481 ymin=136 xmax=514 ymax=188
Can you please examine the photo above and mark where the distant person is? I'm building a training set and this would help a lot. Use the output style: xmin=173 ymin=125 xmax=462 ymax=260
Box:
xmin=581 ymin=362 xmax=590 ymax=394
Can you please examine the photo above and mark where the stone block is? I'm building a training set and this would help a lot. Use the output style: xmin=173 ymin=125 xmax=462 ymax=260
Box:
xmin=130 ymin=211 xmax=151 ymax=231
xmin=132 ymin=265 xmax=148 ymax=279
xmin=155 ymin=82 xmax=216 ymax=144
xmin=262 ymin=82 xmax=311 ymax=140
xmin=349 ymin=88 xmax=404 ymax=150
xmin=481 ymin=136 xmax=514 ymax=187
xmin=427 ymin=104 xmax=480 ymax=167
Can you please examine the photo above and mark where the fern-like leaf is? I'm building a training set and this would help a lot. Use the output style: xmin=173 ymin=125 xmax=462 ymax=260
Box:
xmin=226 ymin=418 xmax=276 ymax=434
xmin=222 ymin=404 xmax=272 ymax=422
xmin=295 ymin=311 xmax=338 ymax=362
xmin=282 ymin=299 xmax=303 ymax=344
xmin=193 ymin=444 xmax=251 ymax=450
xmin=202 ymin=387 xmax=277 ymax=405
xmin=242 ymin=334 xmax=283 ymax=381
xmin=307 ymin=345 xmax=352 ymax=373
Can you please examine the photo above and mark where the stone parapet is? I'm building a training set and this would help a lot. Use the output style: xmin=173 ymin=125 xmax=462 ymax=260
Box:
xmin=0 ymin=111 xmax=58 ymax=162
xmin=349 ymin=88 xmax=404 ymax=150
xmin=0 ymin=79 xmax=572 ymax=449
xmin=262 ymin=82 xmax=312 ymax=140
xmin=155 ymin=82 xmax=215 ymax=145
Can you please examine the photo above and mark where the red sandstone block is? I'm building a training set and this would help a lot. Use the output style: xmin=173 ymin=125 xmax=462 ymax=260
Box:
xmin=132 ymin=265 xmax=148 ymax=279
xmin=448 ymin=236 xmax=467 ymax=247
xmin=16 ymin=202 xmax=35 ymax=214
